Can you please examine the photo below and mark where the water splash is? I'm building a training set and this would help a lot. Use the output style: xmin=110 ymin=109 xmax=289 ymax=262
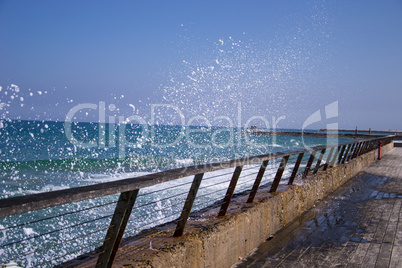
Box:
xmin=158 ymin=1 xmax=333 ymax=127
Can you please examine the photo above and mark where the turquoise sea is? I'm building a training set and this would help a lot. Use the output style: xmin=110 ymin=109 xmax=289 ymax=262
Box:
xmin=0 ymin=120 xmax=347 ymax=267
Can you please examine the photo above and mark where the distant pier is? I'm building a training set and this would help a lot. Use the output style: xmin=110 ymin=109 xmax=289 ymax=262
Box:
xmin=242 ymin=130 xmax=373 ymax=139
xmin=319 ymin=128 xmax=402 ymax=135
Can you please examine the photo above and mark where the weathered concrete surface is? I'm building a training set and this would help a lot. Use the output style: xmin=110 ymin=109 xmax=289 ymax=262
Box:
xmin=233 ymin=147 xmax=402 ymax=268
xmin=71 ymin=142 xmax=393 ymax=268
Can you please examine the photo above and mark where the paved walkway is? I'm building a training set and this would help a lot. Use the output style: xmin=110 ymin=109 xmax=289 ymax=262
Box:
xmin=233 ymin=148 xmax=402 ymax=268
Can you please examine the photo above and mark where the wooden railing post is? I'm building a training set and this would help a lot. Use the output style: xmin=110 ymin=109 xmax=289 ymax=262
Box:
xmin=357 ymin=141 xmax=366 ymax=156
xmin=353 ymin=142 xmax=362 ymax=158
xmin=378 ymin=140 xmax=382 ymax=160
xmin=330 ymin=146 xmax=340 ymax=167
xmin=364 ymin=141 xmax=370 ymax=154
xmin=270 ymin=156 xmax=290 ymax=192
xmin=303 ymin=151 xmax=316 ymax=178
xmin=323 ymin=147 xmax=334 ymax=171
xmin=313 ymin=149 xmax=326 ymax=174
xmin=247 ymin=160 xmax=269 ymax=203
xmin=341 ymin=144 xmax=352 ymax=164
xmin=173 ymin=173 xmax=204 ymax=237
xmin=351 ymin=142 xmax=359 ymax=159
xmin=288 ymin=153 xmax=304 ymax=185
xmin=364 ymin=141 xmax=371 ymax=154
xmin=337 ymin=145 xmax=347 ymax=165
xmin=351 ymin=143 xmax=358 ymax=158
xmin=96 ymin=189 xmax=139 ymax=268
xmin=370 ymin=140 xmax=375 ymax=150
xmin=366 ymin=141 xmax=371 ymax=152
xmin=346 ymin=143 xmax=356 ymax=162
xmin=218 ymin=166 xmax=243 ymax=217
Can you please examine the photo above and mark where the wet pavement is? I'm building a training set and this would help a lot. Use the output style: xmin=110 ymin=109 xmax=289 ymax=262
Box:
xmin=233 ymin=148 xmax=402 ymax=268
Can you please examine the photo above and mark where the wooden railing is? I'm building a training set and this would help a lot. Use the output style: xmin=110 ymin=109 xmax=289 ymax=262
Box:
xmin=0 ymin=135 xmax=394 ymax=267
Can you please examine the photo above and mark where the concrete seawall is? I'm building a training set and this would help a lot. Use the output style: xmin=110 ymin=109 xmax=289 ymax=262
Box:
xmin=74 ymin=142 xmax=393 ymax=268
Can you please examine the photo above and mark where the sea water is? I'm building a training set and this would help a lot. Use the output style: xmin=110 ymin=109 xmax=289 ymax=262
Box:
xmin=0 ymin=120 xmax=346 ymax=266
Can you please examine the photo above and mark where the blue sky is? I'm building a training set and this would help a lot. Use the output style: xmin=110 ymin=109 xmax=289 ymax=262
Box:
xmin=0 ymin=0 xmax=401 ymax=130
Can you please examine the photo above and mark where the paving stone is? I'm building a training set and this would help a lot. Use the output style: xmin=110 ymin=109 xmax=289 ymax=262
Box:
xmin=389 ymin=245 xmax=402 ymax=268
xmin=375 ymin=243 xmax=392 ymax=268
